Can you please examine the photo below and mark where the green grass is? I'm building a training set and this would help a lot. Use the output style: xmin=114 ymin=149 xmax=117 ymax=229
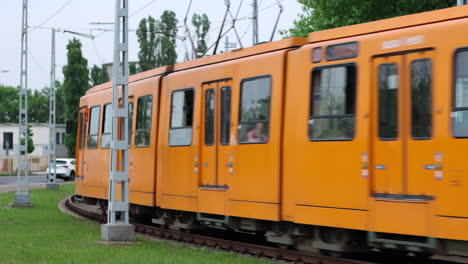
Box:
xmin=0 ymin=185 xmax=275 ymax=264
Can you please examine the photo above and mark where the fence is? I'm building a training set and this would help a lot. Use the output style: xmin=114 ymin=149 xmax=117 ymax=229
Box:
xmin=0 ymin=156 xmax=48 ymax=174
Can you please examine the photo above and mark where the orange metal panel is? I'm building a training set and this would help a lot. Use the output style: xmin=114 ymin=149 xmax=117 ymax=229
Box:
xmin=227 ymin=200 xmax=279 ymax=221
xmin=129 ymin=191 xmax=154 ymax=207
xmin=370 ymin=200 xmax=431 ymax=236
xmin=295 ymin=205 xmax=368 ymax=231
xmin=198 ymin=189 xmax=226 ymax=215
xmin=435 ymin=216 xmax=468 ymax=240
xmin=80 ymin=185 xmax=107 ymax=199
xmin=161 ymin=194 xmax=197 ymax=213
xmin=128 ymin=77 xmax=160 ymax=207
xmin=173 ymin=38 xmax=306 ymax=72
xmin=158 ymin=51 xmax=289 ymax=222
xmin=75 ymin=178 xmax=83 ymax=195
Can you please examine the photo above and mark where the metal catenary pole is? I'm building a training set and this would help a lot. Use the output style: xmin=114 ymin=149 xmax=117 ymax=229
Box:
xmin=108 ymin=0 xmax=131 ymax=226
xmin=46 ymin=28 xmax=58 ymax=190
xmin=13 ymin=0 xmax=31 ymax=207
xmin=101 ymin=0 xmax=134 ymax=242
xmin=252 ymin=0 xmax=259 ymax=45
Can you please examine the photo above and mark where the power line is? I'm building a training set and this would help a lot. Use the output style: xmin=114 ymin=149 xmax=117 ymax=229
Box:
xmin=94 ymin=0 xmax=158 ymax=39
xmin=28 ymin=48 xmax=48 ymax=73
xmin=29 ymin=0 xmax=73 ymax=33
xmin=130 ymin=0 xmax=157 ymax=17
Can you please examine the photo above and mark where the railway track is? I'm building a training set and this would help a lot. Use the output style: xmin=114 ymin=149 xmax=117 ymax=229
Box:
xmin=64 ymin=196 xmax=375 ymax=264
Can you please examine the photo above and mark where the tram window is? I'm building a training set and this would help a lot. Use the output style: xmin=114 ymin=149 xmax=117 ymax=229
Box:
xmin=128 ymin=102 xmax=133 ymax=146
xmin=169 ymin=89 xmax=194 ymax=146
xmin=101 ymin=103 xmax=112 ymax=148
xmin=205 ymin=89 xmax=215 ymax=145
xmin=453 ymin=50 xmax=468 ymax=138
xmin=309 ymin=65 xmax=356 ymax=140
xmin=411 ymin=59 xmax=432 ymax=139
xmin=221 ymin=86 xmax=231 ymax=145
xmin=378 ymin=63 xmax=398 ymax=140
xmin=135 ymin=95 xmax=153 ymax=147
xmin=238 ymin=76 xmax=271 ymax=144
xmin=87 ymin=106 xmax=100 ymax=149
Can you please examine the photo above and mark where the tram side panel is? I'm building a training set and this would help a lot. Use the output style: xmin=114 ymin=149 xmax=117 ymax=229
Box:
xmin=128 ymin=77 xmax=162 ymax=207
xmin=282 ymin=40 xmax=370 ymax=230
xmin=282 ymin=14 xmax=468 ymax=243
xmin=75 ymin=75 xmax=162 ymax=207
xmin=156 ymin=50 xmax=289 ymax=221
xmin=76 ymin=88 xmax=112 ymax=200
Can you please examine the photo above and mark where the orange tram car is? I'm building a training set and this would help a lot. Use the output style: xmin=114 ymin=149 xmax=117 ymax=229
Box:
xmin=75 ymin=6 xmax=468 ymax=256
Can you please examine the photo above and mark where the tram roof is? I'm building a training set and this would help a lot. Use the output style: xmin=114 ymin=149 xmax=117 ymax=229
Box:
xmin=172 ymin=37 xmax=307 ymax=72
xmin=86 ymin=65 xmax=172 ymax=95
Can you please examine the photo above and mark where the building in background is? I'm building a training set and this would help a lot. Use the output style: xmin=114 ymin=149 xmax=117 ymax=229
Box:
xmin=0 ymin=123 xmax=68 ymax=173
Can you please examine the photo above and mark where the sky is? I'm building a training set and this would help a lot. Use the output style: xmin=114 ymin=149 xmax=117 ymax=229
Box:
xmin=0 ymin=0 xmax=302 ymax=90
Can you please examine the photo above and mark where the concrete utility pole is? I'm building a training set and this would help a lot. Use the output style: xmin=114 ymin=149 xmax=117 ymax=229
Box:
xmin=12 ymin=0 xmax=31 ymax=207
xmin=101 ymin=0 xmax=134 ymax=242
xmin=46 ymin=29 xmax=58 ymax=190
xmin=252 ymin=0 xmax=259 ymax=45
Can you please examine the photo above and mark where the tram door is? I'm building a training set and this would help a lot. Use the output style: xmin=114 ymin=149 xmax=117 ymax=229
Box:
xmin=198 ymin=79 xmax=232 ymax=214
xmin=77 ymin=108 xmax=87 ymax=180
xmin=372 ymin=51 xmax=435 ymax=197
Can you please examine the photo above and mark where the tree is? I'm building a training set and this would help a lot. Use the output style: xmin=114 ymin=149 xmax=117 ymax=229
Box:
xmin=90 ymin=64 xmax=109 ymax=87
xmin=129 ymin=62 xmax=138 ymax=75
xmin=191 ymin=13 xmax=210 ymax=58
xmin=62 ymin=38 xmax=89 ymax=157
xmin=20 ymin=124 xmax=35 ymax=155
xmin=28 ymin=89 xmax=48 ymax=123
xmin=0 ymin=85 xmax=19 ymax=123
xmin=136 ymin=11 xmax=179 ymax=71
xmin=137 ymin=16 xmax=157 ymax=72
xmin=155 ymin=11 xmax=179 ymax=67
xmin=55 ymin=81 xmax=66 ymax=124
xmin=282 ymin=0 xmax=456 ymax=37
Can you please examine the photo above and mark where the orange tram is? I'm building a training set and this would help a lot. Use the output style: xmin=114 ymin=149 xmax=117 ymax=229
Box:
xmin=75 ymin=6 xmax=468 ymax=256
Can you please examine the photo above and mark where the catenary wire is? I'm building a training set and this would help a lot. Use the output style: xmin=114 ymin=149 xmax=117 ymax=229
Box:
xmin=29 ymin=0 xmax=73 ymax=33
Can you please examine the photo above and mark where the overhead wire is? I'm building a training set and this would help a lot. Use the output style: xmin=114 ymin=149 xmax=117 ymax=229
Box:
xmin=29 ymin=0 xmax=73 ymax=33
xmin=94 ymin=0 xmax=158 ymax=39
xmin=28 ymin=48 xmax=48 ymax=73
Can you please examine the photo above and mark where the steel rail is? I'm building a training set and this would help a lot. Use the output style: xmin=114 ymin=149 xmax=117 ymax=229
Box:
xmin=65 ymin=196 xmax=375 ymax=264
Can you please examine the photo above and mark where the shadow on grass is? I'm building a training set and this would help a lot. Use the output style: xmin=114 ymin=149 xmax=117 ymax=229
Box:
xmin=0 ymin=185 xmax=274 ymax=264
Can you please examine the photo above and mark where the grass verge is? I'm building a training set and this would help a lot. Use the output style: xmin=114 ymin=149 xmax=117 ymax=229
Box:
xmin=0 ymin=185 xmax=274 ymax=264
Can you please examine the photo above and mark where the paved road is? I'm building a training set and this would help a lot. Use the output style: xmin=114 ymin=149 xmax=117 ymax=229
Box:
xmin=0 ymin=175 xmax=64 ymax=185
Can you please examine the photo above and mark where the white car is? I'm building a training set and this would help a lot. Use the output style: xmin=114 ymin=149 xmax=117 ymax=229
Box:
xmin=47 ymin=158 xmax=76 ymax=181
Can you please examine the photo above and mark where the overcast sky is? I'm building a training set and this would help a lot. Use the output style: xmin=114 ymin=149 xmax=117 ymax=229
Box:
xmin=0 ymin=0 xmax=302 ymax=90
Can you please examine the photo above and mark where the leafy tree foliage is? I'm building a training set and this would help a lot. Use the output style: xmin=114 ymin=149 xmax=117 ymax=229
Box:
xmin=90 ymin=64 xmax=109 ymax=87
xmin=0 ymin=85 xmax=19 ymax=123
xmin=129 ymin=62 xmax=138 ymax=75
xmin=156 ymin=11 xmax=179 ymax=67
xmin=192 ymin=13 xmax=210 ymax=58
xmin=20 ymin=124 xmax=35 ymax=155
xmin=28 ymin=89 xmax=49 ymax=123
xmin=54 ymin=81 xmax=66 ymax=124
xmin=136 ymin=11 xmax=179 ymax=72
xmin=0 ymin=84 xmax=65 ymax=124
xmin=137 ymin=16 xmax=157 ymax=72
xmin=282 ymin=0 xmax=456 ymax=37
xmin=62 ymin=38 xmax=89 ymax=157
